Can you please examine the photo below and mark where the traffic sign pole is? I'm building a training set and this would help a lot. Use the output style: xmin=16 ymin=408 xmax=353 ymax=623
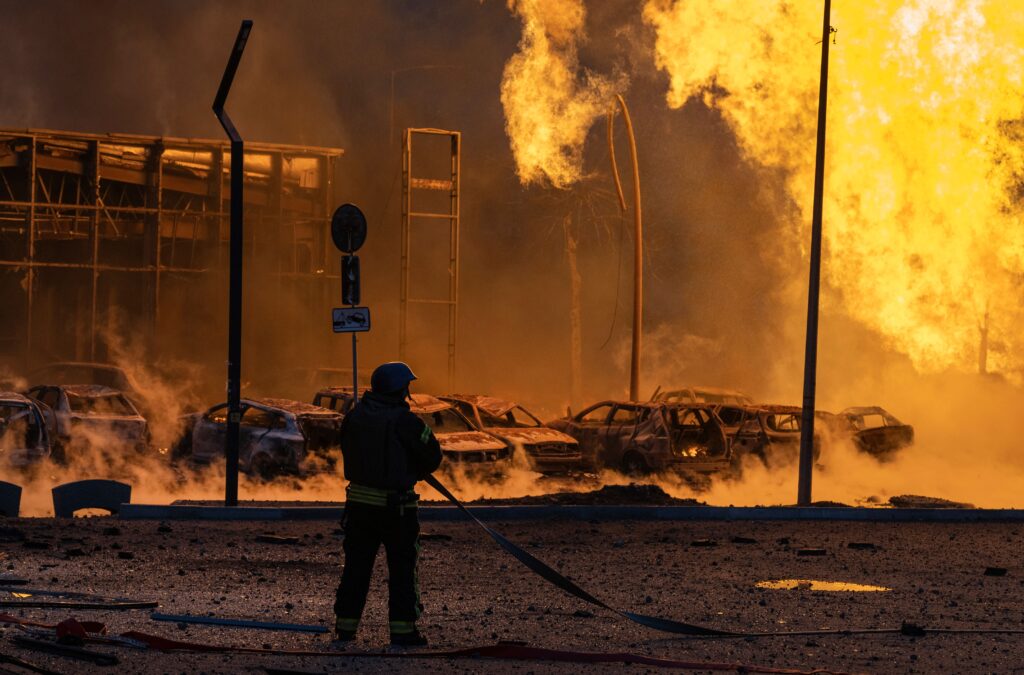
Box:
xmin=330 ymin=204 xmax=369 ymax=401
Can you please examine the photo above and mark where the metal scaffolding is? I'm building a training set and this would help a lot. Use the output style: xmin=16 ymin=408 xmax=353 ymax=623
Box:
xmin=399 ymin=127 xmax=460 ymax=389
xmin=0 ymin=127 xmax=343 ymax=371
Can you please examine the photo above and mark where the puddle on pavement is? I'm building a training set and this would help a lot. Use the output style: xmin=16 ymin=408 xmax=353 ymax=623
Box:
xmin=756 ymin=579 xmax=891 ymax=592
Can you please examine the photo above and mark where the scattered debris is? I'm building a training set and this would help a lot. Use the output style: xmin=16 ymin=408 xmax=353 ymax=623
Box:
xmin=0 ymin=587 xmax=157 ymax=610
xmin=889 ymin=495 xmax=975 ymax=509
xmin=984 ymin=567 xmax=1008 ymax=577
xmin=450 ymin=483 xmax=702 ymax=507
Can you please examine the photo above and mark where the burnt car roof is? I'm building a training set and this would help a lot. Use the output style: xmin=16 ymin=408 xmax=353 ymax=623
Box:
xmin=443 ymin=394 xmax=519 ymax=418
xmin=408 ymin=393 xmax=452 ymax=414
xmin=656 ymin=386 xmax=753 ymax=402
xmin=248 ymin=398 xmax=340 ymax=417
xmin=749 ymin=404 xmax=803 ymax=414
xmin=841 ymin=406 xmax=891 ymax=416
xmin=0 ymin=391 xmax=36 ymax=405
xmin=316 ymin=386 xmax=368 ymax=396
xmin=587 ymin=400 xmax=663 ymax=409
xmin=58 ymin=384 xmax=124 ymax=397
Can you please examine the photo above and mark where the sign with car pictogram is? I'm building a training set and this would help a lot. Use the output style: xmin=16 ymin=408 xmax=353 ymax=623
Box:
xmin=332 ymin=307 xmax=371 ymax=333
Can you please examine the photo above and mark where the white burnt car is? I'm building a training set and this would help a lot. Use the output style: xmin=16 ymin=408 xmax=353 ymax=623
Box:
xmin=177 ymin=398 xmax=342 ymax=477
xmin=313 ymin=388 xmax=510 ymax=468
xmin=440 ymin=394 xmax=585 ymax=473
xmin=27 ymin=384 xmax=148 ymax=462
xmin=0 ymin=392 xmax=51 ymax=468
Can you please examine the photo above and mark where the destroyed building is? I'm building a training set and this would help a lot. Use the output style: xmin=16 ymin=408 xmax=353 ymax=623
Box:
xmin=0 ymin=128 xmax=343 ymax=388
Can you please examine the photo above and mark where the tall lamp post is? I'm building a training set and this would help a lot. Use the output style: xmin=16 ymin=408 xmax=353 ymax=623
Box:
xmin=213 ymin=20 xmax=252 ymax=507
xmin=797 ymin=2 xmax=833 ymax=506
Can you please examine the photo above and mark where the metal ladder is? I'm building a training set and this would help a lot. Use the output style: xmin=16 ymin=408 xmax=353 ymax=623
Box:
xmin=399 ymin=128 xmax=460 ymax=389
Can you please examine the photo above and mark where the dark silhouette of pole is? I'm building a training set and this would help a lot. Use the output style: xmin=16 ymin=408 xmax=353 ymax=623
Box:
xmin=608 ymin=95 xmax=643 ymax=402
xmin=213 ymin=20 xmax=252 ymax=507
xmin=798 ymin=2 xmax=832 ymax=506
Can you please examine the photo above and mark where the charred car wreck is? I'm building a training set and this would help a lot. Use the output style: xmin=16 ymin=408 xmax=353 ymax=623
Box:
xmin=836 ymin=406 xmax=914 ymax=458
xmin=313 ymin=388 xmax=510 ymax=470
xmin=441 ymin=394 xmax=583 ymax=473
xmin=0 ymin=392 xmax=51 ymax=468
xmin=178 ymin=398 xmax=342 ymax=477
xmin=550 ymin=401 xmax=730 ymax=477
xmin=27 ymin=384 xmax=148 ymax=462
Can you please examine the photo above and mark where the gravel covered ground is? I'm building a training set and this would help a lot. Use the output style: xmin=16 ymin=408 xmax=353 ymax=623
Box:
xmin=1 ymin=515 xmax=1022 ymax=674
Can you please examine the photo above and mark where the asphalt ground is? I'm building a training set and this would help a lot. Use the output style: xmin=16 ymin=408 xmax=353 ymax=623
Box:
xmin=0 ymin=516 xmax=1022 ymax=674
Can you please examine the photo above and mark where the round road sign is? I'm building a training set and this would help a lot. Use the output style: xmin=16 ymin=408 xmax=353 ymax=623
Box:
xmin=331 ymin=203 xmax=367 ymax=253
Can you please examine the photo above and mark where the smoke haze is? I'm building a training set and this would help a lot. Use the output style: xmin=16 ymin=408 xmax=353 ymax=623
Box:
xmin=2 ymin=1 xmax=1023 ymax=510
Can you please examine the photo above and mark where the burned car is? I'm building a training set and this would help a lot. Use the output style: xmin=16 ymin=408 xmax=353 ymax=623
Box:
xmin=0 ymin=392 xmax=51 ymax=468
xmin=653 ymin=386 xmax=754 ymax=406
xmin=26 ymin=384 xmax=148 ymax=461
xmin=729 ymin=405 xmax=826 ymax=467
xmin=313 ymin=388 xmax=510 ymax=468
xmin=837 ymin=406 xmax=914 ymax=459
xmin=177 ymin=398 xmax=342 ymax=477
xmin=440 ymin=394 xmax=584 ymax=473
xmin=549 ymin=401 xmax=730 ymax=476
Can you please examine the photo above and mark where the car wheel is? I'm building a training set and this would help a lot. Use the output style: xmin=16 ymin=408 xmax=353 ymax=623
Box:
xmin=620 ymin=451 xmax=649 ymax=476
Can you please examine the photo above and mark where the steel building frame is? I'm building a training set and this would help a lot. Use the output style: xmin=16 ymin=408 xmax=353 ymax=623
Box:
xmin=0 ymin=127 xmax=343 ymax=368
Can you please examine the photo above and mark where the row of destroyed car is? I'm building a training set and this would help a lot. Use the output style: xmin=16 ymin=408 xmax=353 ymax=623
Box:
xmin=0 ymin=362 xmax=915 ymax=481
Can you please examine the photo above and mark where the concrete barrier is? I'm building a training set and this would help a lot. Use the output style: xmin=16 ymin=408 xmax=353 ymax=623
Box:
xmin=0 ymin=481 xmax=21 ymax=517
xmin=117 ymin=503 xmax=1024 ymax=523
xmin=52 ymin=479 xmax=131 ymax=518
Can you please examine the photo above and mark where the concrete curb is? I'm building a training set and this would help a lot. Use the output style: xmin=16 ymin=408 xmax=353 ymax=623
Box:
xmin=118 ymin=503 xmax=1024 ymax=523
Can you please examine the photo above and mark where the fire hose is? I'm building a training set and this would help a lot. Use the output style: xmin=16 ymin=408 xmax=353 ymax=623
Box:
xmin=423 ymin=476 xmax=1024 ymax=641
xmin=424 ymin=474 xmax=734 ymax=636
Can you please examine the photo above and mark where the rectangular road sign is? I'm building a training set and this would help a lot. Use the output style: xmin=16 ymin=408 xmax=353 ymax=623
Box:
xmin=332 ymin=307 xmax=370 ymax=333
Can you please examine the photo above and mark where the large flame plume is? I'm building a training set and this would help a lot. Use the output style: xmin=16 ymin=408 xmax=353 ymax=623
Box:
xmin=645 ymin=0 xmax=1024 ymax=376
xmin=501 ymin=0 xmax=621 ymax=188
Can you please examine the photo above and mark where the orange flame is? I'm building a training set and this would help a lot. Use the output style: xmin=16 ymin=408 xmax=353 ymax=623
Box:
xmin=501 ymin=0 xmax=621 ymax=188
xmin=645 ymin=1 xmax=1024 ymax=376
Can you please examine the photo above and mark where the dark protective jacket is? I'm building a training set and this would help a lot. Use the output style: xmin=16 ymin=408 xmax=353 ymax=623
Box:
xmin=340 ymin=391 xmax=442 ymax=491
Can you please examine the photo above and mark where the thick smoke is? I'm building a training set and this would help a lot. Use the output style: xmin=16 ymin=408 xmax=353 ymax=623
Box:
xmin=2 ymin=1 xmax=1022 ymax=509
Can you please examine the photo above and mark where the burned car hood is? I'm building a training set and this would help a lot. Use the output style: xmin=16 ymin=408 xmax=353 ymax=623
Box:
xmin=485 ymin=426 xmax=577 ymax=446
xmin=436 ymin=431 xmax=507 ymax=453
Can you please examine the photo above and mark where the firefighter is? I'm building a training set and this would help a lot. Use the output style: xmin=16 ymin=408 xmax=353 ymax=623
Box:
xmin=333 ymin=361 xmax=442 ymax=646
